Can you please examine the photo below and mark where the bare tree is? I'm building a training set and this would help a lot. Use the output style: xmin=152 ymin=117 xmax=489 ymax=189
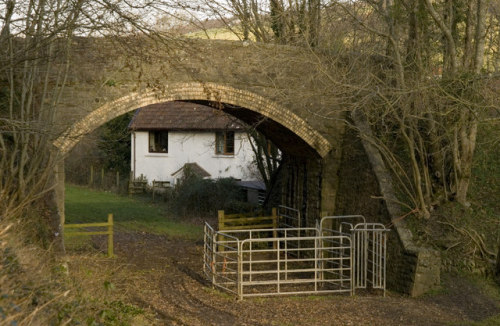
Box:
xmin=247 ymin=130 xmax=281 ymax=189
xmin=0 ymin=0 xmax=83 ymax=244
xmin=325 ymin=0 xmax=499 ymax=218
xmin=0 ymin=0 xmax=180 ymax=249
xmin=185 ymin=0 xmax=499 ymax=218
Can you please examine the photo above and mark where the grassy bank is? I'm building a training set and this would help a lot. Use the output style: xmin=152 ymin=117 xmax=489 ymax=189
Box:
xmin=65 ymin=184 xmax=203 ymax=240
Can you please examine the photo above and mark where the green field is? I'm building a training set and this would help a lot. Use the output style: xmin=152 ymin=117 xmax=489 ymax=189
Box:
xmin=65 ymin=184 xmax=203 ymax=239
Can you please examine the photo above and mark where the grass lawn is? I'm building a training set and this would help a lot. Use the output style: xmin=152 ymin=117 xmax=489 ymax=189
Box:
xmin=65 ymin=184 xmax=203 ymax=240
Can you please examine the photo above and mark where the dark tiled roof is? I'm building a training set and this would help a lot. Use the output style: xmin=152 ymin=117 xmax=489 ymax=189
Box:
xmin=236 ymin=180 xmax=266 ymax=190
xmin=171 ymin=162 xmax=211 ymax=178
xmin=129 ymin=101 xmax=244 ymax=131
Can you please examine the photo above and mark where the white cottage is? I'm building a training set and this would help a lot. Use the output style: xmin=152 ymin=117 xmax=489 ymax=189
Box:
xmin=129 ymin=101 xmax=258 ymax=186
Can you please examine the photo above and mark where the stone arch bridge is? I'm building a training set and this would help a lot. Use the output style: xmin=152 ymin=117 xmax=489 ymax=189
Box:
xmin=54 ymin=38 xmax=346 ymax=222
xmin=53 ymin=38 xmax=439 ymax=296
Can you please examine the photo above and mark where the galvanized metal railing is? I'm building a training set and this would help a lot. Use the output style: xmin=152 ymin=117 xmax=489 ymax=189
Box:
xmin=203 ymin=214 xmax=389 ymax=299
xmin=351 ymin=223 xmax=388 ymax=295
xmin=278 ymin=205 xmax=301 ymax=229
xmin=203 ymin=223 xmax=240 ymax=295
xmin=278 ymin=205 xmax=302 ymax=258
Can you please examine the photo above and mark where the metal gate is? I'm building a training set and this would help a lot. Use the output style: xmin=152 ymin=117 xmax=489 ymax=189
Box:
xmin=352 ymin=223 xmax=388 ymax=293
xmin=203 ymin=214 xmax=389 ymax=299
xmin=277 ymin=205 xmax=302 ymax=257
xmin=278 ymin=205 xmax=301 ymax=229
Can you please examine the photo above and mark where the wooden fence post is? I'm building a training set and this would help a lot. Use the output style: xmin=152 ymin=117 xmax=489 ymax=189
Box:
xmin=89 ymin=165 xmax=94 ymax=186
xmin=108 ymin=213 xmax=114 ymax=258
xmin=218 ymin=210 xmax=225 ymax=230
xmin=218 ymin=210 xmax=225 ymax=252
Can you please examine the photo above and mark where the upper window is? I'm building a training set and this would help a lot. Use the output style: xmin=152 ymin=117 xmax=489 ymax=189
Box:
xmin=149 ymin=131 xmax=168 ymax=153
xmin=215 ymin=131 xmax=235 ymax=155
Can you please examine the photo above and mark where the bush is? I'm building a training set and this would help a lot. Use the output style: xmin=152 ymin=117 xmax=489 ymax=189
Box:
xmin=168 ymin=175 xmax=258 ymax=217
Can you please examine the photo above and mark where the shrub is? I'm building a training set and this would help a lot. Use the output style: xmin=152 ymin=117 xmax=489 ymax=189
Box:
xmin=168 ymin=175 xmax=257 ymax=217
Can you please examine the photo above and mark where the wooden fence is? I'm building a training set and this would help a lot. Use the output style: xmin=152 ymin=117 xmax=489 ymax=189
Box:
xmin=64 ymin=213 xmax=114 ymax=258
xmin=217 ymin=208 xmax=278 ymax=251
xmin=89 ymin=165 xmax=122 ymax=189
xmin=217 ymin=208 xmax=278 ymax=231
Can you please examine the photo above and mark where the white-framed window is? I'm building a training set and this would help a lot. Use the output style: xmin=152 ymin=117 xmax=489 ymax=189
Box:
xmin=149 ymin=131 xmax=168 ymax=153
xmin=215 ymin=131 xmax=235 ymax=155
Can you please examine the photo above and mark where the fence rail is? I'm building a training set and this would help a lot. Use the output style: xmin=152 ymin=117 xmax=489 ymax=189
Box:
xmin=277 ymin=205 xmax=301 ymax=229
xmin=64 ymin=213 xmax=114 ymax=258
xmin=218 ymin=208 xmax=278 ymax=231
xmin=278 ymin=205 xmax=302 ymax=257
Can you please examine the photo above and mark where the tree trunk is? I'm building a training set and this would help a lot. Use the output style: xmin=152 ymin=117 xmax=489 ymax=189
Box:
xmin=405 ymin=127 xmax=430 ymax=219
xmin=463 ymin=0 xmax=475 ymax=69
xmin=474 ymin=0 xmax=487 ymax=73
xmin=270 ymin=0 xmax=285 ymax=41
xmin=425 ymin=0 xmax=458 ymax=75
xmin=455 ymin=116 xmax=478 ymax=204
xmin=307 ymin=0 xmax=320 ymax=46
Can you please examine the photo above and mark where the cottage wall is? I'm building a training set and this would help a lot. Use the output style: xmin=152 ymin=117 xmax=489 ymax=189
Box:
xmin=131 ymin=130 xmax=257 ymax=184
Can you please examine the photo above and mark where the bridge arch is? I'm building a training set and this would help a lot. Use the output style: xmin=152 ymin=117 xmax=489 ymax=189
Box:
xmin=54 ymin=82 xmax=332 ymax=157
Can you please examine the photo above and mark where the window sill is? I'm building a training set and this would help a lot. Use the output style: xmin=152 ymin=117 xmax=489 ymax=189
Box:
xmin=213 ymin=154 xmax=235 ymax=158
xmin=145 ymin=153 xmax=169 ymax=157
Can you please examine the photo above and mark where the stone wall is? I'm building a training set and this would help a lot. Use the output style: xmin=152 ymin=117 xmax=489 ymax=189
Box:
xmin=334 ymin=119 xmax=441 ymax=296
xmin=277 ymin=155 xmax=324 ymax=226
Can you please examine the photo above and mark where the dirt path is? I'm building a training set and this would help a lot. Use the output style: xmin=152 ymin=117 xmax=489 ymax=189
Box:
xmin=108 ymin=231 xmax=499 ymax=326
